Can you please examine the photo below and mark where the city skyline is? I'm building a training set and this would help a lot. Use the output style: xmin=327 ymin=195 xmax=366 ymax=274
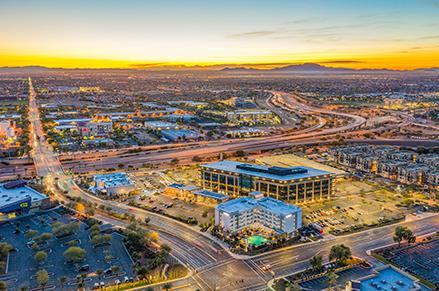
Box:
xmin=1 ymin=0 xmax=439 ymax=69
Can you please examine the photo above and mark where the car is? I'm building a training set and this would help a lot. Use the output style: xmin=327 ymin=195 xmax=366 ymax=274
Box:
xmin=124 ymin=276 xmax=129 ymax=282
xmin=78 ymin=264 xmax=90 ymax=272
xmin=115 ymin=279 xmax=120 ymax=285
xmin=104 ymin=268 xmax=113 ymax=275
xmin=93 ymin=283 xmax=100 ymax=289
xmin=261 ymin=264 xmax=271 ymax=272
xmin=100 ymin=282 xmax=105 ymax=287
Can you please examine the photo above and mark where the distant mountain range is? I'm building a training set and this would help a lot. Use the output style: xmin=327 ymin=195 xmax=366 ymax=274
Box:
xmin=1 ymin=63 xmax=439 ymax=74
xmin=221 ymin=63 xmax=439 ymax=73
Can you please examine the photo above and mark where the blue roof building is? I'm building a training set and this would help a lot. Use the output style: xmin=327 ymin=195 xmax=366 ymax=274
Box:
xmin=215 ymin=195 xmax=302 ymax=234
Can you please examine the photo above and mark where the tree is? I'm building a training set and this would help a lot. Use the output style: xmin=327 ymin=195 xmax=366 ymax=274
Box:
xmin=235 ymin=150 xmax=246 ymax=157
xmin=36 ymin=232 xmax=53 ymax=243
xmin=58 ymin=276 xmax=68 ymax=289
xmin=393 ymin=226 xmax=406 ymax=247
xmin=144 ymin=217 xmax=151 ymax=225
xmin=0 ymin=243 xmax=13 ymax=257
xmin=19 ymin=285 xmax=29 ymax=291
xmin=36 ymin=269 xmax=49 ymax=291
xmin=91 ymin=234 xmax=112 ymax=247
xmin=289 ymin=282 xmax=301 ymax=291
xmin=163 ymin=283 xmax=172 ymax=291
xmin=63 ymin=246 xmax=86 ymax=263
xmin=329 ymin=244 xmax=351 ymax=266
xmin=34 ymin=250 xmax=48 ymax=264
xmin=161 ymin=244 xmax=171 ymax=253
xmin=111 ymin=265 xmax=120 ymax=277
xmin=96 ymin=269 xmax=104 ymax=280
xmin=25 ymin=229 xmax=38 ymax=239
xmin=310 ymin=255 xmax=323 ymax=271
xmin=326 ymin=270 xmax=339 ymax=291
xmin=192 ymin=156 xmax=202 ymax=162
xmin=393 ymin=226 xmax=416 ymax=247
xmin=0 ymin=282 xmax=6 ymax=291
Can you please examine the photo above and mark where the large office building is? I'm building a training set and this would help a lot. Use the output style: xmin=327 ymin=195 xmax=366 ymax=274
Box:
xmin=201 ymin=160 xmax=334 ymax=204
xmin=0 ymin=180 xmax=50 ymax=221
xmin=215 ymin=192 xmax=302 ymax=234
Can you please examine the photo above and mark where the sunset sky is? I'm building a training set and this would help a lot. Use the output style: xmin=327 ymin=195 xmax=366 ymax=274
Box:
xmin=1 ymin=0 xmax=439 ymax=69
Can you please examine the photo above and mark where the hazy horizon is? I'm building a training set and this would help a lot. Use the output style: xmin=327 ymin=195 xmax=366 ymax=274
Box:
xmin=1 ymin=0 xmax=439 ymax=69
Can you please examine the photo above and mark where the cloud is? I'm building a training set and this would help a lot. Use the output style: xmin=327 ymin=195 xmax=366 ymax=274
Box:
xmin=227 ymin=30 xmax=278 ymax=39
xmin=129 ymin=62 xmax=170 ymax=68
xmin=319 ymin=60 xmax=365 ymax=64
xmin=418 ymin=0 xmax=439 ymax=8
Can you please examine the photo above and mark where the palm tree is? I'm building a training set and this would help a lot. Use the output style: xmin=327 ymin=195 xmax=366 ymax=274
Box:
xmin=58 ymin=276 xmax=68 ymax=289
xmin=0 ymin=282 xmax=7 ymax=291
xmin=19 ymin=285 xmax=29 ymax=291
xmin=163 ymin=283 xmax=172 ymax=291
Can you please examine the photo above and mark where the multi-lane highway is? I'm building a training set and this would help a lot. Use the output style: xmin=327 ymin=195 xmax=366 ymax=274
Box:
xmin=25 ymin=77 xmax=439 ymax=291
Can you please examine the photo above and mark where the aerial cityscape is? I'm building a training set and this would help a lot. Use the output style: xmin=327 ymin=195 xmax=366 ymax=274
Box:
xmin=0 ymin=1 xmax=438 ymax=290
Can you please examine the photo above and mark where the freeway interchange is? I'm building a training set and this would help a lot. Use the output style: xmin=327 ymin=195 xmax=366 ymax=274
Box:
xmin=25 ymin=78 xmax=439 ymax=291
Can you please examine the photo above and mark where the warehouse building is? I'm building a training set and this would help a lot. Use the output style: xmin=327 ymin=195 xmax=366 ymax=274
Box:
xmin=201 ymin=160 xmax=334 ymax=204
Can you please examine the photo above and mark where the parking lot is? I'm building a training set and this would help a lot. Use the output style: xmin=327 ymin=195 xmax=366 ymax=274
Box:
xmin=295 ymin=264 xmax=373 ymax=290
xmin=135 ymin=192 xmax=214 ymax=226
xmin=389 ymin=239 xmax=439 ymax=286
xmin=301 ymin=179 xmax=413 ymax=235
xmin=0 ymin=208 xmax=134 ymax=290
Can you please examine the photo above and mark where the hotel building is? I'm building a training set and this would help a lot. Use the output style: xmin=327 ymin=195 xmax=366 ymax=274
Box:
xmin=215 ymin=192 xmax=302 ymax=234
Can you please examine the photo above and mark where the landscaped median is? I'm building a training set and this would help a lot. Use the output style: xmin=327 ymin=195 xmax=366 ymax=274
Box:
xmin=104 ymin=265 xmax=190 ymax=291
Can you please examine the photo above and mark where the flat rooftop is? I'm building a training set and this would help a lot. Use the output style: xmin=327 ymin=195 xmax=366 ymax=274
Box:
xmin=216 ymin=196 xmax=300 ymax=217
xmin=202 ymin=160 xmax=332 ymax=181
xmin=0 ymin=182 xmax=47 ymax=207
xmin=192 ymin=190 xmax=229 ymax=201
xmin=93 ymin=172 xmax=134 ymax=187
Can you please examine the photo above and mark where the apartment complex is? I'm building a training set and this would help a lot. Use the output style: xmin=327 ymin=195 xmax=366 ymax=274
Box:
xmin=200 ymin=160 xmax=334 ymax=204
xmin=215 ymin=192 xmax=302 ymax=234
xmin=333 ymin=145 xmax=439 ymax=189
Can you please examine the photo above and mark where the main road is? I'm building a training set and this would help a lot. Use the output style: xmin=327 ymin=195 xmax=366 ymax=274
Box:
xmin=26 ymin=78 xmax=438 ymax=291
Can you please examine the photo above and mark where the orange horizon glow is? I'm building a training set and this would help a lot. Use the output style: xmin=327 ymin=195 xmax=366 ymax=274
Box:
xmin=1 ymin=50 xmax=439 ymax=70
xmin=2 ymin=1 xmax=439 ymax=71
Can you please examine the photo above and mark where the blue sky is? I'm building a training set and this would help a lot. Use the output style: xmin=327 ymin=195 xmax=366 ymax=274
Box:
xmin=1 ymin=0 xmax=439 ymax=68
